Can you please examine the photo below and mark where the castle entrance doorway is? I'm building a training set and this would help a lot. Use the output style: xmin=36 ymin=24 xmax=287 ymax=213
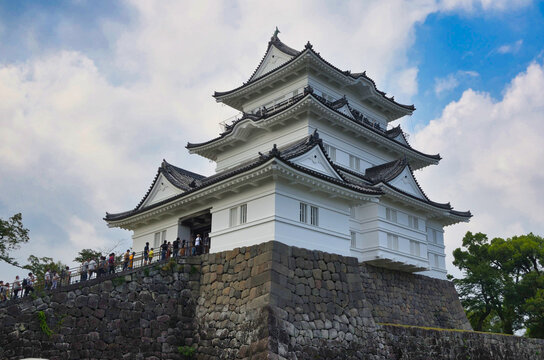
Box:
xmin=178 ymin=209 xmax=211 ymax=255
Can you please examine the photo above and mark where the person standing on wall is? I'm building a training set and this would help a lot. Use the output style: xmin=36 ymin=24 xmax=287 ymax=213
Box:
xmin=12 ymin=276 xmax=21 ymax=299
xmin=195 ymin=234 xmax=202 ymax=255
xmin=108 ymin=253 xmax=116 ymax=274
xmin=88 ymin=258 xmax=97 ymax=279
xmin=173 ymin=237 xmax=180 ymax=258
xmin=180 ymin=239 xmax=186 ymax=257
xmin=161 ymin=240 xmax=168 ymax=261
xmin=123 ymin=250 xmax=130 ymax=271
xmin=143 ymin=242 xmax=150 ymax=265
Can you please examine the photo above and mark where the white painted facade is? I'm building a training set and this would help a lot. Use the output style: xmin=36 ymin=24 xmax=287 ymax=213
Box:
xmin=106 ymin=34 xmax=470 ymax=280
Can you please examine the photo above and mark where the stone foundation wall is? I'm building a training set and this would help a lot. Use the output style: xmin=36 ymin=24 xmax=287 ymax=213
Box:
xmin=359 ymin=264 xmax=471 ymax=330
xmin=1 ymin=241 xmax=543 ymax=360
xmin=380 ymin=324 xmax=544 ymax=360
xmin=0 ymin=257 xmax=201 ymax=360
xmin=195 ymin=242 xmax=274 ymax=360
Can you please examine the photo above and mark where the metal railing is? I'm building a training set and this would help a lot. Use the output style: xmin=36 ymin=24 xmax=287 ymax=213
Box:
xmin=0 ymin=245 xmax=209 ymax=302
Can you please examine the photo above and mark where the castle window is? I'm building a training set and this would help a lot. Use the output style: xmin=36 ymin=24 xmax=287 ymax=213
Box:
xmin=386 ymin=208 xmax=397 ymax=223
xmin=300 ymin=203 xmax=319 ymax=226
xmin=387 ymin=233 xmax=398 ymax=250
xmin=324 ymin=144 xmax=336 ymax=161
xmin=350 ymin=231 xmax=357 ymax=248
xmin=240 ymin=204 xmax=247 ymax=224
xmin=229 ymin=207 xmax=238 ymax=227
xmin=410 ymin=240 xmax=420 ymax=257
xmin=300 ymin=203 xmax=308 ymax=223
xmin=229 ymin=204 xmax=247 ymax=227
xmin=430 ymin=229 xmax=439 ymax=244
xmin=349 ymin=155 xmax=360 ymax=171
xmin=154 ymin=230 xmax=166 ymax=248
xmin=310 ymin=206 xmax=319 ymax=226
xmin=408 ymin=215 xmax=419 ymax=230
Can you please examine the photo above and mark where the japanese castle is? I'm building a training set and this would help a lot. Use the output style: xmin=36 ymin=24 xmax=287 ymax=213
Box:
xmin=105 ymin=32 xmax=471 ymax=279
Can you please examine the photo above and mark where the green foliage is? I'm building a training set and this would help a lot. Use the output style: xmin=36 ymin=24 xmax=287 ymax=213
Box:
xmin=452 ymin=232 xmax=544 ymax=337
xmin=190 ymin=265 xmax=199 ymax=274
xmin=143 ymin=267 xmax=150 ymax=276
xmin=112 ymin=276 xmax=126 ymax=287
xmin=161 ymin=258 xmax=177 ymax=272
xmin=0 ymin=213 xmax=30 ymax=266
xmin=74 ymin=248 xmax=103 ymax=263
xmin=177 ymin=345 xmax=196 ymax=358
xmin=23 ymin=255 xmax=67 ymax=285
xmin=37 ymin=311 xmax=52 ymax=337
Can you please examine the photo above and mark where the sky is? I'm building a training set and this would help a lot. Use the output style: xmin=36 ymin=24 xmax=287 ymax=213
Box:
xmin=1 ymin=0 xmax=543 ymax=281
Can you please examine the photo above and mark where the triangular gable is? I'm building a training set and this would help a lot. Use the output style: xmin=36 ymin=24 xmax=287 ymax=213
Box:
xmin=391 ymin=133 xmax=409 ymax=146
xmin=289 ymin=146 xmax=343 ymax=180
xmin=250 ymin=45 xmax=296 ymax=81
xmin=139 ymin=173 xmax=185 ymax=209
xmin=336 ymin=104 xmax=353 ymax=118
xmin=387 ymin=167 xmax=426 ymax=200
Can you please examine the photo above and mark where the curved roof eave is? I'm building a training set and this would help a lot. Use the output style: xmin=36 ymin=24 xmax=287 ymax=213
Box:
xmin=105 ymin=145 xmax=381 ymax=224
xmin=378 ymin=183 xmax=472 ymax=219
xmin=213 ymin=42 xmax=415 ymax=113
xmin=188 ymin=93 xmax=440 ymax=164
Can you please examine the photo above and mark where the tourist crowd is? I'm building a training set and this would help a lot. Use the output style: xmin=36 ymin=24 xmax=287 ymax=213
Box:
xmin=0 ymin=234 xmax=210 ymax=302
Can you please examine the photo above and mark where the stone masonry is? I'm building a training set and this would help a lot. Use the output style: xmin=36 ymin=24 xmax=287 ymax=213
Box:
xmin=1 ymin=241 xmax=543 ymax=359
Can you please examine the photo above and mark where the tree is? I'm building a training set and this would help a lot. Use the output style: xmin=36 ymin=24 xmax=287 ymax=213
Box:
xmin=0 ymin=213 xmax=30 ymax=266
xmin=74 ymin=249 xmax=103 ymax=263
xmin=452 ymin=231 xmax=544 ymax=337
xmin=23 ymin=255 xmax=67 ymax=285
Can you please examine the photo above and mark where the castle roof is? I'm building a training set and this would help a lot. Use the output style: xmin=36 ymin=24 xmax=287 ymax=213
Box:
xmin=105 ymin=132 xmax=382 ymax=223
xmin=188 ymin=89 xmax=440 ymax=170
xmin=213 ymin=35 xmax=414 ymax=120
xmin=337 ymin=159 xmax=472 ymax=221
xmin=106 ymin=131 xmax=469 ymax=225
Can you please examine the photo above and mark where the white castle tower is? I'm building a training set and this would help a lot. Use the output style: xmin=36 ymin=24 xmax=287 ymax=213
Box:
xmin=106 ymin=31 xmax=471 ymax=279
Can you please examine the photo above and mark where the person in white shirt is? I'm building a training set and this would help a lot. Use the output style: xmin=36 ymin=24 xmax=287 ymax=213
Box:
xmin=88 ymin=259 xmax=97 ymax=279
xmin=44 ymin=270 xmax=51 ymax=290
xmin=195 ymin=234 xmax=202 ymax=255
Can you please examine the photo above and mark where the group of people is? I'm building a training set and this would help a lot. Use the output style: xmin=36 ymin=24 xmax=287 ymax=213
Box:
xmin=0 ymin=268 xmax=72 ymax=301
xmin=79 ymin=253 xmax=119 ymax=282
xmin=1 ymin=234 xmax=211 ymax=302
xmin=142 ymin=234 xmax=211 ymax=264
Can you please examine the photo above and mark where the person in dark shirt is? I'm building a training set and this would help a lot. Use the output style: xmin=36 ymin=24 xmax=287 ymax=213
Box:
xmin=161 ymin=241 xmax=168 ymax=260
xmin=143 ymin=242 xmax=150 ymax=265
xmin=173 ymin=237 xmax=180 ymax=258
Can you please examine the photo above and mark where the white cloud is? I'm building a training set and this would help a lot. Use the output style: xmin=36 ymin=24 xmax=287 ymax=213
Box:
xmin=438 ymin=0 xmax=531 ymax=13
xmin=434 ymin=70 xmax=479 ymax=95
xmin=413 ymin=61 xmax=544 ymax=276
xmin=392 ymin=67 xmax=419 ymax=100
xmin=497 ymin=39 xmax=524 ymax=54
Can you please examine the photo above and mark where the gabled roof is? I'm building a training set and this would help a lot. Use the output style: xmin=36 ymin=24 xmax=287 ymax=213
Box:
xmin=338 ymin=159 xmax=472 ymax=219
xmin=188 ymin=90 xmax=440 ymax=169
xmin=105 ymin=132 xmax=380 ymax=223
xmin=131 ymin=160 xmax=205 ymax=212
xmin=213 ymin=35 xmax=415 ymax=116
xmin=248 ymin=33 xmax=300 ymax=82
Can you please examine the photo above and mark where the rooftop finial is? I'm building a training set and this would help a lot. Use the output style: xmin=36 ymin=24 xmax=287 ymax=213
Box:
xmin=273 ymin=26 xmax=280 ymax=39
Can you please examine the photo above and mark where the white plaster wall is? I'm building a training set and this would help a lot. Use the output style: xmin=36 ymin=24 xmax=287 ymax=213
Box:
xmin=132 ymin=218 xmax=179 ymax=254
xmin=308 ymin=120 xmax=398 ymax=172
xmin=274 ymin=182 xmax=352 ymax=255
xmin=215 ymin=119 xmax=309 ymax=172
xmin=210 ymin=181 xmax=276 ymax=252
